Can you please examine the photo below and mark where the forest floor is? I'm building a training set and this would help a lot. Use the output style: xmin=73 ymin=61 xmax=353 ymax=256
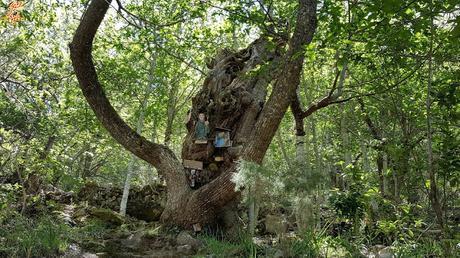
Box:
xmin=1 ymin=182 xmax=457 ymax=257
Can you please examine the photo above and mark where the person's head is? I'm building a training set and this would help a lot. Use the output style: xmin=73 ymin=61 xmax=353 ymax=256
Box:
xmin=198 ymin=113 xmax=206 ymax=122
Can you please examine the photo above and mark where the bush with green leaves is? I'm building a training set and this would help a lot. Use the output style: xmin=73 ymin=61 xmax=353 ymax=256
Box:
xmin=329 ymin=187 xmax=365 ymax=222
xmin=0 ymin=213 xmax=70 ymax=258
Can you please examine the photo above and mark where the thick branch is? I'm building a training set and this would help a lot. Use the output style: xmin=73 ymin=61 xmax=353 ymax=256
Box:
xmin=69 ymin=0 xmax=187 ymax=191
xmin=358 ymin=99 xmax=382 ymax=141
xmin=243 ymin=0 xmax=317 ymax=163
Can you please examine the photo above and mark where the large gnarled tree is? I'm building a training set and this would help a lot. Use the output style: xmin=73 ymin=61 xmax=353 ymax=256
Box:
xmin=69 ymin=0 xmax=317 ymax=227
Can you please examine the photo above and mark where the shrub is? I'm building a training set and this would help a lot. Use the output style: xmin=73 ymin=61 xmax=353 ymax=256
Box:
xmin=0 ymin=213 xmax=70 ymax=258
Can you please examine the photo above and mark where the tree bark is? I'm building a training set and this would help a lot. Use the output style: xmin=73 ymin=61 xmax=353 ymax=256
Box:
xmin=70 ymin=0 xmax=317 ymax=227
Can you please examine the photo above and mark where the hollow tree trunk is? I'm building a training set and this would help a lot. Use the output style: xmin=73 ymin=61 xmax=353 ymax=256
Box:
xmin=70 ymin=0 xmax=317 ymax=228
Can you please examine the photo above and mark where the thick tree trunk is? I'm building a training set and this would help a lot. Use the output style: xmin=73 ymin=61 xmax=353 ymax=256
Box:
xmin=70 ymin=0 xmax=317 ymax=228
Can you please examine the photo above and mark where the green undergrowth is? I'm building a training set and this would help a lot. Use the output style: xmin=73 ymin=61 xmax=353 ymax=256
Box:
xmin=1 ymin=208 xmax=457 ymax=257
xmin=0 ymin=212 xmax=71 ymax=258
xmin=195 ymin=228 xmax=459 ymax=258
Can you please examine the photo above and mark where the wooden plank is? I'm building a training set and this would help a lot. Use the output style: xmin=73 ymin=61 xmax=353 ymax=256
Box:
xmin=194 ymin=139 xmax=208 ymax=144
xmin=183 ymin=159 xmax=203 ymax=170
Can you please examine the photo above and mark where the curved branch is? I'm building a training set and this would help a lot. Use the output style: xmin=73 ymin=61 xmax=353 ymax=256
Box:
xmin=243 ymin=0 xmax=318 ymax=163
xmin=69 ymin=0 xmax=187 ymax=190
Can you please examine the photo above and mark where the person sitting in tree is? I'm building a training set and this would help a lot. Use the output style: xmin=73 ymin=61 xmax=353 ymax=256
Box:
xmin=195 ymin=113 xmax=209 ymax=140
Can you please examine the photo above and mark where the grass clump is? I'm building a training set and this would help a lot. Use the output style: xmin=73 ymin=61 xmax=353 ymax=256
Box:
xmin=0 ymin=212 xmax=70 ymax=258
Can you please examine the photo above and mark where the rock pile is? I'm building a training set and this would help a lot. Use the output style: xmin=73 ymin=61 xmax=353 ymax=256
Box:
xmin=77 ymin=182 xmax=166 ymax=221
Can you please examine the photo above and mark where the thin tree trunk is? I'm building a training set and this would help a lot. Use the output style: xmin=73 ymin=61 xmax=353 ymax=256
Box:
xmin=337 ymin=60 xmax=349 ymax=189
xmin=393 ymin=169 xmax=399 ymax=201
xmin=311 ymin=117 xmax=320 ymax=174
xmin=426 ymin=9 xmax=443 ymax=228
xmin=248 ymin=180 xmax=261 ymax=236
xmin=376 ymin=153 xmax=386 ymax=196
xmin=295 ymin=134 xmax=307 ymax=165
xmin=276 ymin=130 xmax=293 ymax=171
xmin=12 ymin=144 xmax=28 ymax=214
xmin=361 ymin=141 xmax=370 ymax=172
xmin=120 ymin=157 xmax=136 ymax=215
xmin=292 ymin=90 xmax=308 ymax=169
xmin=39 ymin=136 xmax=56 ymax=159
xmin=120 ymin=58 xmax=156 ymax=216
xmin=383 ymin=153 xmax=388 ymax=195
xmin=340 ymin=103 xmax=350 ymax=190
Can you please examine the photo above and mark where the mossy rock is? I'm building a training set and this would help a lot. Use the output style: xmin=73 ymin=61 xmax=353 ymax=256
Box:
xmin=90 ymin=208 xmax=124 ymax=225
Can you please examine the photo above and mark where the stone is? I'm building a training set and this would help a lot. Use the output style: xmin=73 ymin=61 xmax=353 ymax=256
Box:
xmin=176 ymin=231 xmax=203 ymax=250
xmin=61 ymin=243 xmax=82 ymax=258
xmin=121 ymin=231 xmax=144 ymax=249
xmin=90 ymin=208 xmax=124 ymax=225
xmin=177 ymin=244 xmax=193 ymax=254
xmin=378 ymin=247 xmax=395 ymax=258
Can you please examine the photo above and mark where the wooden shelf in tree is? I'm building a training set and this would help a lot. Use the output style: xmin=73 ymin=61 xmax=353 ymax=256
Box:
xmin=194 ymin=139 xmax=208 ymax=144
xmin=183 ymin=159 xmax=203 ymax=170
